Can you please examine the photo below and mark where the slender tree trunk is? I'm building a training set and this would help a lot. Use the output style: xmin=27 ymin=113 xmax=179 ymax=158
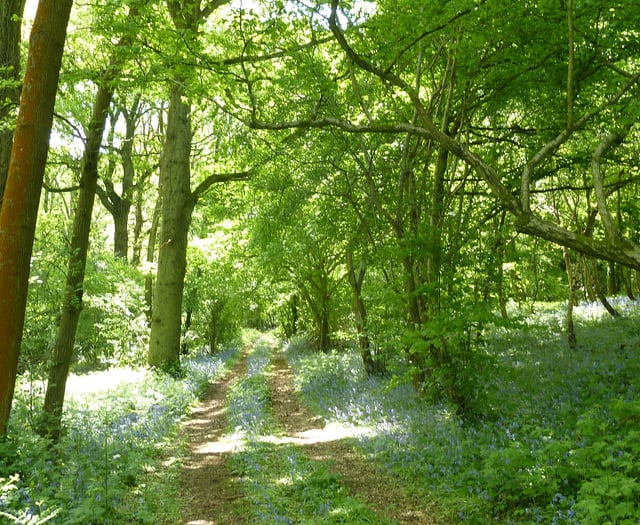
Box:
xmin=38 ymin=27 xmax=133 ymax=440
xmin=607 ymin=261 xmax=618 ymax=296
xmin=589 ymin=259 xmax=620 ymax=317
xmin=0 ymin=0 xmax=26 ymax=208
xmin=290 ymin=294 xmax=299 ymax=336
xmin=622 ymin=267 xmax=635 ymax=300
xmin=319 ymin=305 xmax=330 ymax=353
xmin=144 ymin=194 xmax=162 ymax=322
xmin=581 ymin=256 xmax=596 ymax=302
xmin=0 ymin=0 xmax=73 ymax=436
xmin=562 ymin=247 xmax=577 ymax=348
xmin=132 ymin=184 xmax=145 ymax=265
xmin=148 ymin=84 xmax=194 ymax=369
xmin=346 ymin=248 xmax=381 ymax=375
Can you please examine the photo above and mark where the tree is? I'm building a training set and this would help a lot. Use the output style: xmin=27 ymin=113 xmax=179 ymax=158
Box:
xmin=0 ymin=0 xmax=26 ymax=208
xmin=0 ymin=0 xmax=73 ymax=436
xmin=39 ymin=11 xmax=137 ymax=440
xmin=147 ymin=0 xmax=250 ymax=370
xmin=97 ymin=98 xmax=140 ymax=259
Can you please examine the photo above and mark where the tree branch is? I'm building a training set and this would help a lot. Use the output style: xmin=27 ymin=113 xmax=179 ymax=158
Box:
xmin=591 ymin=125 xmax=632 ymax=244
xmin=191 ymin=170 xmax=251 ymax=203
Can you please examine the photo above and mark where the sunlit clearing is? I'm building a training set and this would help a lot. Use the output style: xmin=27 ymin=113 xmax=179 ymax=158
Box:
xmin=64 ymin=367 xmax=149 ymax=400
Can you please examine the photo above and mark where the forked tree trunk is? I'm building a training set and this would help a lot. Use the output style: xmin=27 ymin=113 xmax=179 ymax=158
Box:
xmin=147 ymin=0 xmax=234 ymax=370
xmin=0 ymin=0 xmax=26 ymax=208
xmin=0 ymin=0 xmax=73 ymax=436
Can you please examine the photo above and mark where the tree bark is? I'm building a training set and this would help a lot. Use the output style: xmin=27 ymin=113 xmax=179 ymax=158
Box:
xmin=144 ymin=193 xmax=162 ymax=322
xmin=0 ymin=0 xmax=26 ymax=209
xmin=0 ymin=0 xmax=73 ymax=436
xmin=148 ymin=83 xmax=194 ymax=369
xmin=563 ymin=247 xmax=577 ymax=349
xmin=589 ymin=259 xmax=620 ymax=317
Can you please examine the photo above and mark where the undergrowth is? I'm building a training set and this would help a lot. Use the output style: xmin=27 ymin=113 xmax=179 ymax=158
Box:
xmin=286 ymin=298 xmax=640 ymax=524
xmin=0 ymin=348 xmax=238 ymax=524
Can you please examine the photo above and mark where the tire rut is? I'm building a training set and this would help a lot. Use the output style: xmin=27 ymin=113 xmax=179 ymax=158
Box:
xmin=179 ymin=343 xmax=446 ymax=524
xmin=179 ymin=351 xmax=249 ymax=525
xmin=267 ymin=353 xmax=446 ymax=525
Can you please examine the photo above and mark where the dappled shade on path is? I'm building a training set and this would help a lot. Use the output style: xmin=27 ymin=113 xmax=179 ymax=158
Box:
xmin=180 ymin=355 xmax=248 ymax=525
xmin=179 ymin=345 xmax=446 ymax=525
xmin=267 ymin=354 xmax=445 ymax=525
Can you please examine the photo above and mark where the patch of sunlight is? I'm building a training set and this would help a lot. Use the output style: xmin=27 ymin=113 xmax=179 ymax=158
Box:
xmin=64 ymin=367 xmax=149 ymax=400
xmin=275 ymin=476 xmax=294 ymax=486
xmin=194 ymin=422 xmax=374 ymax=456
xmin=262 ymin=421 xmax=374 ymax=446
xmin=187 ymin=520 xmax=215 ymax=525
xmin=195 ymin=430 xmax=248 ymax=454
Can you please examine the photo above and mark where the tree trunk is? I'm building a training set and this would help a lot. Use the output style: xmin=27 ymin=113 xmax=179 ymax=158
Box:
xmin=0 ymin=0 xmax=26 ymax=208
xmin=147 ymin=0 xmax=233 ymax=369
xmin=144 ymin=194 xmax=162 ymax=322
xmin=290 ymin=294 xmax=299 ymax=336
xmin=346 ymin=248 xmax=382 ymax=375
xmin=589 ymin=259 xmax=620 ymax=317
xmin=112 ymin=100 xmax=138 ymax=259
xmin=607 ymin=261 xmax=618 ymax=296
xmin=0 ymin=0 xmax=73 ymax=437
xmin=38 ymin=26 xmax=132 ymax=440
xmin=622 ymin=266 xmax=635 ymax=300
xmin=131 ymin=183 xmax=145 ymax=265
xmin=319 ymin=306 xmax=330 ymax=353
xmin=148 ymin=84 xmax=194 ymax=369
xmin=563 ymin=247 xmax=577 ymax=349
xmin=581 ymin=256 xmax=595 ymax=302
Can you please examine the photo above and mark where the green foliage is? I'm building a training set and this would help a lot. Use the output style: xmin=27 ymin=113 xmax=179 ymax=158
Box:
xmin=287 ymin=299 xmax=640 ymax=524
xmin=75 ymin=254 xmax=148 ymax=368
xmin=401 ymin=302 xmax=497 ymax=418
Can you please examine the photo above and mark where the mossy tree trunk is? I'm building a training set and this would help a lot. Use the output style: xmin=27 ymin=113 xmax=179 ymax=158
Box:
xmin=148 ymin=83 xmax=194 ymax=369
xmin=38 ymin=24 xmax=135 ymax=440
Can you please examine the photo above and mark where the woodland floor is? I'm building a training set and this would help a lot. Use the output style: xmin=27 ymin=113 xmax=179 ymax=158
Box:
xmin=178 ymin=344 xmax=444 ymax=525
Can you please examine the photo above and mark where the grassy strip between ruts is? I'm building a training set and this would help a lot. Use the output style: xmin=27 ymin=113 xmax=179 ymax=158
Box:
xmin=0 ymin=347 xmax=240 ymax=524
xmin=226 ymin=335 xmax=397 ymax=525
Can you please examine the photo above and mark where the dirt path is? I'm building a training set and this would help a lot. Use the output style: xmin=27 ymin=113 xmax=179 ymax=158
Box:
xmin=180 ymin=354 xmax=248 ymax=525
xmin=179 ymin=346 xmax=446 ymax=524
